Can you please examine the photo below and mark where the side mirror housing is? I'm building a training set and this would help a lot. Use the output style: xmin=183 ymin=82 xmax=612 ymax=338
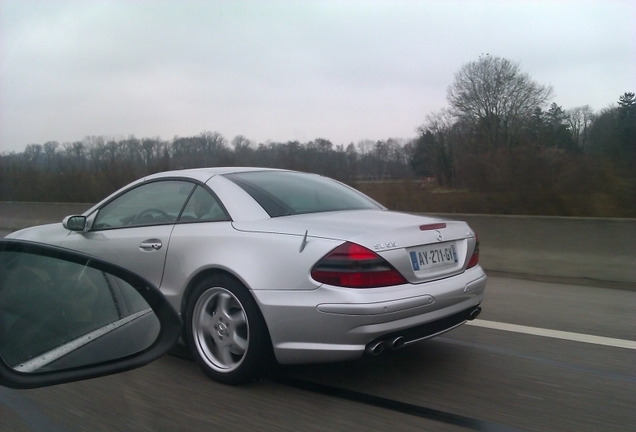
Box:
xmin=63 ymin=215 xmax=87 ymax=232
xmin=0 ymin=239 xmax=182 ymax=389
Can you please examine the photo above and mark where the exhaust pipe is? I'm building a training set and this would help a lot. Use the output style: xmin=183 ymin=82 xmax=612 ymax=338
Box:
xmin=468 ymin=307 xmax=482 ymax=321
xmin=365 ymin=341 xmax=386 ymax=356
xmin=390 ymin=336 xmax=405 ymax=350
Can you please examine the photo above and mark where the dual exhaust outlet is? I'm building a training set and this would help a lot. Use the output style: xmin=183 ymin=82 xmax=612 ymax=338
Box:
xmin=365 ymin=306 xmax=482 ymax=357
xmin=366 ymin=336 xmax=405 ymax=356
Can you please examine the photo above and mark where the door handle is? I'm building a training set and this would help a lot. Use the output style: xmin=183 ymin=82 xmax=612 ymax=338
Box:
xmin=140 ymin=241 xmax=162 ymax=250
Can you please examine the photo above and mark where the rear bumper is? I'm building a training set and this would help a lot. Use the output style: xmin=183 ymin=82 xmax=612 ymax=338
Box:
xmin=364 ymin=304 xmax=481 ymax=355
xmin=252 ymin=266 xmax=486 ymax=364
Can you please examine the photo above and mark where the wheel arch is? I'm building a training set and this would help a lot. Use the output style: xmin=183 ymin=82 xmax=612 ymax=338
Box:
xmin=180 ymin=267 xmax=273 ymax=345
xmin=181 ymin=267 xmax=244 ymax=314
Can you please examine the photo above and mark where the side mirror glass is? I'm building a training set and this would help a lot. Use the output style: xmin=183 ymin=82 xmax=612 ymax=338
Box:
xmin=63 ymin=215 xmax=87 ymax=232
xmin=0 ymin=240 xmax=181 ymax=389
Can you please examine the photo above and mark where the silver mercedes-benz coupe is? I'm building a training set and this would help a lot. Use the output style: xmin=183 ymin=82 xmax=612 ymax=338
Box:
xmin=8 ymin=167 xmax=486 ymax=384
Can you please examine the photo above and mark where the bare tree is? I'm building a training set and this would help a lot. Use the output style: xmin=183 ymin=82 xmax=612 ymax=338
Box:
xmin=356 ymin=139 xmax=374 ymax=155
xmin=412 ymin=109 xmax=457 ymax=186
xmin=566 ymin=105 xmax=595 ymax=151
xmin=231 ymin=135 xmax=253 ymax=152
xmin=446 ymin=55 xmax=553 ymax=150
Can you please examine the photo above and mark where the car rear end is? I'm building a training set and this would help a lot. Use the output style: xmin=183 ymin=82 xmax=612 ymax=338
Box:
xmin=249 ymin=212 xmax=486 ymax=365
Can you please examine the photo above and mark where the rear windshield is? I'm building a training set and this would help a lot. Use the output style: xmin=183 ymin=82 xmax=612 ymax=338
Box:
xmin=224 ymin=171 xmax=381 ymax=217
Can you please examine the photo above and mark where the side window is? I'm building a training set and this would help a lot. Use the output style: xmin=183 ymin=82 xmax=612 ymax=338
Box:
xmin=179 ymin=186 xmax=229 ymax=222
xmin=93 ymin=181 xmax=195 ymax=230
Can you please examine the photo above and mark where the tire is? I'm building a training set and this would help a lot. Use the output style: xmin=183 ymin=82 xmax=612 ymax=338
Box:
xmin=185 ymin=274 xmax=270 ymax=385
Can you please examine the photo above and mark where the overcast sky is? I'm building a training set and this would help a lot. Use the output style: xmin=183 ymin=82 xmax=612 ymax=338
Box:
xmin=1 ymin=0 xmax=634 ymax=153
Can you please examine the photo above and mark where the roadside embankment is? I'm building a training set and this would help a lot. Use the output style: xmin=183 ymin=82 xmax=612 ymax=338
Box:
xmin=434 ymin=213 xmax=635 ymax=287
xmin=1 ymin=202 xmax=634 ymax=287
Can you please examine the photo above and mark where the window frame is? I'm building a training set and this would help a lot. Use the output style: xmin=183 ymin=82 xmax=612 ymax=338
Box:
xmin=89 ymin=178 xmax=231 ymax=232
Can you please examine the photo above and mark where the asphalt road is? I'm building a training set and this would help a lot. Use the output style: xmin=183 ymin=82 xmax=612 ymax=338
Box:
xmin=1 ymin=276 xmax=634 ymax=432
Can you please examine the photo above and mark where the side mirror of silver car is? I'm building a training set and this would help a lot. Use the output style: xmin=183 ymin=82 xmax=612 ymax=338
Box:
xmin=62 ymin=215 xmax=87 ymax=231
xmin=0 ymin=239 xmax=182 ymax=389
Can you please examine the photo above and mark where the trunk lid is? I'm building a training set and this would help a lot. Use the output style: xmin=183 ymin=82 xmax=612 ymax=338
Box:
xmin=232 ymin=209 xmax=477 ymax=283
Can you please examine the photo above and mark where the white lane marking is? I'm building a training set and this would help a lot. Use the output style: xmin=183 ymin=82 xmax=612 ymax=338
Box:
xmin=466 ymin=319 xmax=636 ymax=350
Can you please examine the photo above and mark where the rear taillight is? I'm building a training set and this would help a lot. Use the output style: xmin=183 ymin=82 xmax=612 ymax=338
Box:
xmin=467 ymin=235 xmax=480 ymax=269
xmin=311 ymin=242 xmax=407 ymax=288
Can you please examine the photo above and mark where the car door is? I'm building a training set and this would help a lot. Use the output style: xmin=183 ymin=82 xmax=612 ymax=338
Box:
xmin=61 ymin=180 xmax=195 ymax=288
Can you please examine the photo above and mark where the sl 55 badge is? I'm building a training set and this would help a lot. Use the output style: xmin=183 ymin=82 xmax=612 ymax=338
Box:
xmin=374 ymin=242 xmax=397 ymax=250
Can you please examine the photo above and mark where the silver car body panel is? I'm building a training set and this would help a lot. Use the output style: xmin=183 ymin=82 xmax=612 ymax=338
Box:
xmin=159 ymin=222 xmax=339 ymax=298
xmin=8 ymin=223 xmax=70 ymax=246
xmin=60 ymin=225 xmax=173 ymax=289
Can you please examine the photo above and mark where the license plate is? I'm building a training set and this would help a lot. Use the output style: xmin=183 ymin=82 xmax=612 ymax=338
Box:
xmin=409 ymin=243 xmax=457 ymax=271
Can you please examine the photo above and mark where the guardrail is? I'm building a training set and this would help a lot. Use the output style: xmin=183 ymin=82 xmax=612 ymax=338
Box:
xmin=1 ymin=202 xmax=634 ymax=286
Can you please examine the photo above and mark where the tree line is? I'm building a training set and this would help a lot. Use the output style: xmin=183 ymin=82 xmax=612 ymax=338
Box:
xmin=0 ymin=132 xmax=412 ymax=203
xmin=1 ymin=55 xmax=634 ymax=215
